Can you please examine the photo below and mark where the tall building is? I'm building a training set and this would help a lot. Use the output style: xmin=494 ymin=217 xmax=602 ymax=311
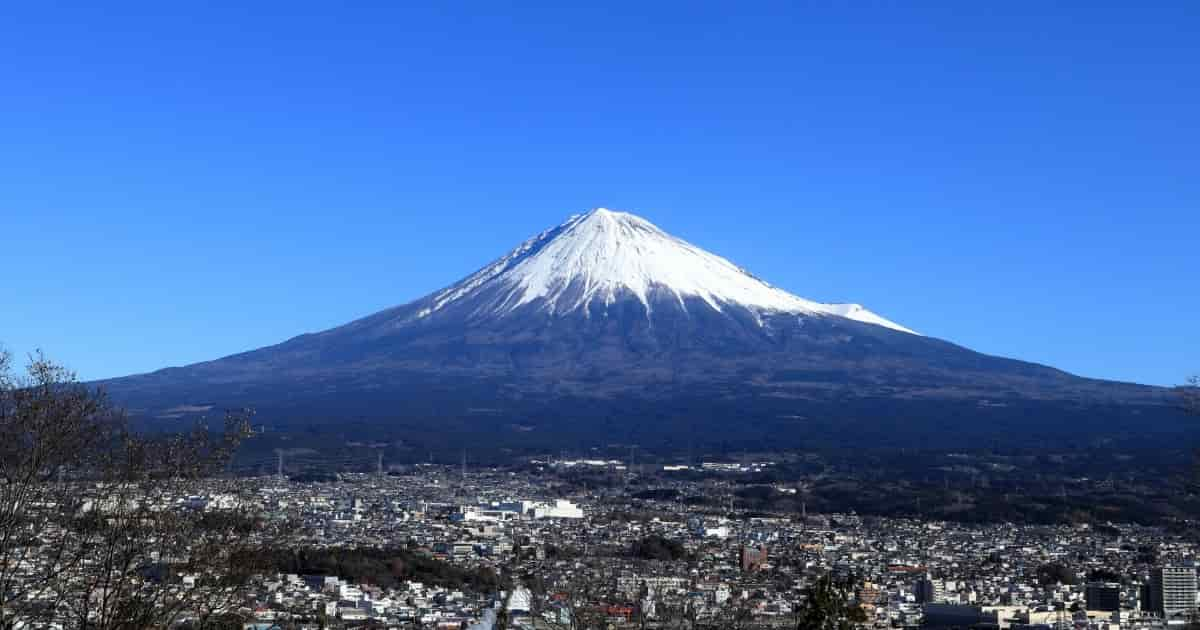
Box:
xmin=1085 ymin=582 xmax=1122 ymax=612
xmin=915 ymin=576 xmax=945 ymax=604
xmin=740 ymin=544 xmax=768 ymax=573
xmin=1148 ymin=565 xmax=1198 ymax=618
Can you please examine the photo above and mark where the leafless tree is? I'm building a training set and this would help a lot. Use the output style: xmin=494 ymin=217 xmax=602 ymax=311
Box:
xmin=0 ymin=349 xmax=288 ymax=629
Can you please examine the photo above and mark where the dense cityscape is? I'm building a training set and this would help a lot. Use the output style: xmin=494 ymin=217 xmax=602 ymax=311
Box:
xmin=8 ymin=454 xmax=1200 ymax=629
xmin=5 ymin=2 xmax=1198 ymax=629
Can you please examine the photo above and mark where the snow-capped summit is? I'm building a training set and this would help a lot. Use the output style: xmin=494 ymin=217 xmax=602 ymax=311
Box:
xmin=419 ymin=207 xmax=916 ymax=334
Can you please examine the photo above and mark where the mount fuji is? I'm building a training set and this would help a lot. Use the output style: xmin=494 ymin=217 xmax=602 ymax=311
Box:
xmin=100 ymin=208 xmax=1183 ymax=451
xmin=411 ymin=208 xmax=915 ymax=333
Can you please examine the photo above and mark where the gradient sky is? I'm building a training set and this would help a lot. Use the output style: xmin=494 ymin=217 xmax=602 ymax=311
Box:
xmin=2 ymin=2 xmax=1197 ymax=386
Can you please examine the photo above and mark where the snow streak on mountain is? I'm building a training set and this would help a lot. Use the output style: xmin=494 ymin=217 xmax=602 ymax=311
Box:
xmin=416 ymin=208 xmax=916 ymax=334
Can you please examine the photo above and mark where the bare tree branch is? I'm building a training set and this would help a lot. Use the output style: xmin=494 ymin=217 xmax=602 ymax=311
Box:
xmin=0 ymin=350 xmax=289 ymax=629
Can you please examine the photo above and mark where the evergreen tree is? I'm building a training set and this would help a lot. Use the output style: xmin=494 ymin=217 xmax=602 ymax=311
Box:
xmin=793 ymin=574 xmax=867 ymax=630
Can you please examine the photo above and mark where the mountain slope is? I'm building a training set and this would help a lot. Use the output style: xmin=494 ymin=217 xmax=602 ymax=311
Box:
xmin=411 ymin=208 xmax=915 ymax=333
xmin=99 ymin=208 xmax=1183 ymax=449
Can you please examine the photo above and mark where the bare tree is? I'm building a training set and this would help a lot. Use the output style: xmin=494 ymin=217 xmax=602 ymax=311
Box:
xmin=0 ymin=350 xmax=287 ymax=629
xmin=1 ymin=350 xmax=118 ymax=627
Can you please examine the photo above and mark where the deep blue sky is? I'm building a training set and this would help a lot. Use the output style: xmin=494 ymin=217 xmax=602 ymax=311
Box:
xmin=2 ymin=3 xmax=1197 ymax=386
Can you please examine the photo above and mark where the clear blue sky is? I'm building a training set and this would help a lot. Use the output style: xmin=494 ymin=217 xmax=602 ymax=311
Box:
xmin=2 ymin=2 xmax=1197 ymax=386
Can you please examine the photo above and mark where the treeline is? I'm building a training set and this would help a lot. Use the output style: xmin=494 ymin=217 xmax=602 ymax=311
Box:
xmin=247 ymin=547 xmax=505 ymax=593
